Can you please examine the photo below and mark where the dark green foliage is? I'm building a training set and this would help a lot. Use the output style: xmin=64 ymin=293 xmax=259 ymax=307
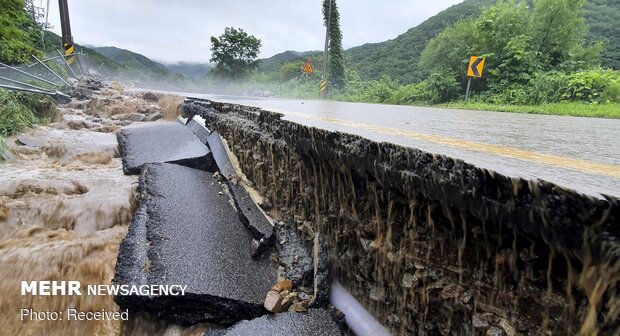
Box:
xmin=0 ymin=89 xmax=58 ymax=136
xmin=258 ymin=50 xmax=320 ymax=72
xmin=210 ymin=27 xmax=261 ymax=79
xmin=344 ymin=0 xmax=619 ymax=84
xmin=0 ymin=0 xmax=42 ymax=64
xmin=584 ymin=0 xmax=620 ymax=69
xmin=323 ymin=0 xmax=345 ymax=91
xmin=346 ymin=0 xmax=494 ymax=83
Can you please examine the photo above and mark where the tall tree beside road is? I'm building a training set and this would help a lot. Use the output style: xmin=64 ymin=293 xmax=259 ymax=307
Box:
xmin=323 ymin=0 xmax=345 ymax=91
xmin=210 ymin=27 xmax=261 ymax=79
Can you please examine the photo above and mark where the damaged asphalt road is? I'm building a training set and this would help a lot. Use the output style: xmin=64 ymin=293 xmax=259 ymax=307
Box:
xmin=113 ymin=117 xmax=340 ymax=333
xmin=117 ymin=122 xmax=216 ymax=174
xmin=114 ymin=162 xmax=277 ymax=325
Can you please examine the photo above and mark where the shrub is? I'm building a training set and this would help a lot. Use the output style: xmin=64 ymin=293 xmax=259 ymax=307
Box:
xmin=426 ymin=70 xmax=461 ymax=103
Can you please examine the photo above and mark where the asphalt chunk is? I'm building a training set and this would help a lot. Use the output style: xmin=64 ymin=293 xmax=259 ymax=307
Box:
xmin=117 ymin=122 xmax=216 ymax=174
xmin=207 ymin=131 xmax=237 ymax=179
xmin=186 ymin=119 xmax=211 ymax=145
xmin=208 ymin=131 xmax=275 ymax=252
xmin=203 ymin=309 xmax=344 ymax=336
xmin=114 ymin=163 xmax=277 ymax=325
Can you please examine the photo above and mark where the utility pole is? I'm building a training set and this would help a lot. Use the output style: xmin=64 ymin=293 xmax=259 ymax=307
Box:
xmin=58 ymin=0 xmax=76 ymax=65
xmin=320 ymin=0 xmax=332 ymax=97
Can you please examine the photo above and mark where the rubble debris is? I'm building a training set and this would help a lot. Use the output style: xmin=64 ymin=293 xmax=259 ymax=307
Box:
xmin=203 ymin=309 xmax=344 ymax=336
xmin=117 ymin=122 xmax=216 ymax=174
xmin=114 ymin=163 xmax=277 ymax=325
xmin=275 ymin=220 xmax=313 ymax=288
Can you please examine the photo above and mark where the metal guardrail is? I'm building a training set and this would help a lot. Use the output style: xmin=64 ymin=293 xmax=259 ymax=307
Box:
xmin=0 ymin=50 xmax=90 ymax=100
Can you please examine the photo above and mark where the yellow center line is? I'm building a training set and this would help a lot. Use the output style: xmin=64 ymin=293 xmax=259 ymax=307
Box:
xmin=265 ymin=109 xmax=620 ymax=179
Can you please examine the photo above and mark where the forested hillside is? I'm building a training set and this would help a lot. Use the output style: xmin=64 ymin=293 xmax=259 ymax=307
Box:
xmin=345 ymin=0 xmax=619 ymax=84
xmin=585 ymin=0 xmax=620 ymax=69
xmin=93 ymin=46 xmax=171 ymax=78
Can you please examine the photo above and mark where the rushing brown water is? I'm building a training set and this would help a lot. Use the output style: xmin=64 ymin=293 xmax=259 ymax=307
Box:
xmin=0 ymin=82 xmax=213 ymax=336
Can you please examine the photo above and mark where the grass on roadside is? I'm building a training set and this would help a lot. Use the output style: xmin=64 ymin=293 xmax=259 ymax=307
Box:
xmin=0 ymin=89 xmax=59 ymax=137
xmin=438 ymin=101 xmax=620 ymax=119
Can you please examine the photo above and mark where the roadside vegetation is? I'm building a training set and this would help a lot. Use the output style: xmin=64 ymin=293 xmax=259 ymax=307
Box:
xmin=205 ymin=0 xmax=619 ymax=118
xmin=0 ymin=0 xmax=59 ymax=158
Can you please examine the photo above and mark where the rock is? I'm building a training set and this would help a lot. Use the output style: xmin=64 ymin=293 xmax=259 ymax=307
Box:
xmin=388 ymin=314 xmax=401 ymax=324
xmin=123 ymin=113 xmax=146 ymax=122
xmin=288 ymin=299 xmax=311 ymax=313
xmin=441 ymin=284 xmax=464 ymax=300
xmin=272 ymin=279 xmax=293 ymax=293
xmin=142 ymin=92 xmax=159 ymax=102
xmin=401 ymin=273 xmax=417 ymax=288
xmin=264 ymin=290 xmax=284 ymax=313
xmin=145 ymin=111 xmax=163 ymax=122
xmin=460 ymin=289 xmax=474 ymax=304
xmin=360 ymin=238 xmax=372 ymax=252
xmin=498 ymin=318 xmax=516 ymax=336
xmin=298 ymin=291 xmax=312 ymax=301
xmin=281 ymin=292 xmax=297 ymax=311
xmin=369 ymin=287 xmax=385 ymax=302
xmin=486 ymin=326 xmax=505 ymax=336
xmin=472 ymin=314 xmax=489 ymax=329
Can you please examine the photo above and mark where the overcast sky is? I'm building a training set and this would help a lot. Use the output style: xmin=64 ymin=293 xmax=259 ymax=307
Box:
xmin=46 ymin=0 xmax=464 ymax=64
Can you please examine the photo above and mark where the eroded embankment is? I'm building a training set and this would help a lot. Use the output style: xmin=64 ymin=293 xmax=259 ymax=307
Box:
xmin=185 ymin=100 xmax=620 ymax=336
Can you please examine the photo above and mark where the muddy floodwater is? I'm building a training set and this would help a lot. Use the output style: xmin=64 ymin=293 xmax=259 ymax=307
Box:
xmin=0 ymin=81 xmax=211 ymax=336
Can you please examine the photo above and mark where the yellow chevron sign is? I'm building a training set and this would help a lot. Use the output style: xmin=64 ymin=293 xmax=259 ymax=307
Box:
xmin=64 ymin=43 xmax=75 ymax=65
xmin=467 ymin=56 xmax=485 ymax=77
xmin=320 ymin=80 xmax=326 ymax=93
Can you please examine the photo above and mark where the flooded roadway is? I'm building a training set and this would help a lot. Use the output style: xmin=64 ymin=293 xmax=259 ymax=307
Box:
xmin=183 ymin=94 xmax=620 ymax=198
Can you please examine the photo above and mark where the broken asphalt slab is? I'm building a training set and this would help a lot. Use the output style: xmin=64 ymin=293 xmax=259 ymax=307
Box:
xmin=185 ymin=118 xmax=211 ymax=145
xmin=117 ymin=122 xmax=216 ymax=174
xmin=207 ymin=131 xmax=275 ymax=251
xmin=203 ymin=309 xmax=344 ymax=336
xmin=114 ymin=162 xmax=277 ymax=325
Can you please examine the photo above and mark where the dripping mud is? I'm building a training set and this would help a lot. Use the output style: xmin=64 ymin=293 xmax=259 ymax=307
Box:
xmin=0 ymin=80 xmax=212 ymax=336
xmin=185 ymin=100 xmax=620 ymax=336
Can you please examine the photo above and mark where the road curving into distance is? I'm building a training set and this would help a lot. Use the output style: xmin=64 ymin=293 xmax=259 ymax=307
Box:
xmin=180 ymin=94 xmax=620 ymax=198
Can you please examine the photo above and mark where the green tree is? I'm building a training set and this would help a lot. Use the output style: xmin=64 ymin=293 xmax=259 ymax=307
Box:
xmin=210 ymin=27 xmax=261 ymax=79
xmin=531 ymin=0 xmax=587 ymax=68
xmin=419 ymin=0 xmax=600 ymax=102
xmin=0 ymin=0 xmax=42 ymax=64
xmin=323 ymin=0 xmax=345 ymax=91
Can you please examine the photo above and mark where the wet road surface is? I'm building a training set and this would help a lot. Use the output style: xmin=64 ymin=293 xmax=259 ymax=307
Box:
xmin=172 ymin=91 xmax=620 ymax=198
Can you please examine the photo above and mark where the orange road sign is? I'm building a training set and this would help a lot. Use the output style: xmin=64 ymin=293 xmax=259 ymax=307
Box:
xmin=467 ymin=56 xmax=485 ymax=77
xmin=302 ymin=59 xmax=315 ymax=74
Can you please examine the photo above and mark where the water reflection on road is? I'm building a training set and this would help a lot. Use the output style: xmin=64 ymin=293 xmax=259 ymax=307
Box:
xmin=189 ymin=94 xmax=620 ymax=197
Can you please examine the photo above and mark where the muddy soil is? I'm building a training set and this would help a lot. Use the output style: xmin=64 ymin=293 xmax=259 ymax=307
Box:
xmin=0 ymin=81 xmax=211 ymax=336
